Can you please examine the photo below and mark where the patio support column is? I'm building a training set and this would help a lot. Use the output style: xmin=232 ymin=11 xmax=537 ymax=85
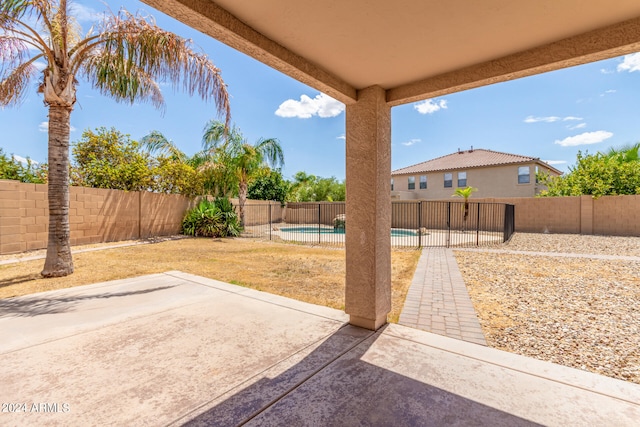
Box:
xmin=345 ymin=85 xmax=391 ymax=330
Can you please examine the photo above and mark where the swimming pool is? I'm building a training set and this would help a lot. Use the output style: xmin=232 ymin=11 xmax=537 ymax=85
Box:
xmin=279 ymin=226 xmax=416 ymax=237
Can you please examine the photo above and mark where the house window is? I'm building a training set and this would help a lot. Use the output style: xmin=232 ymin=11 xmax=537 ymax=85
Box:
xmin=408 ymin=176 xmax=415 ymax=190
xmin=518 ymin=166 xmax=530 ymax=184
xmin=419 ymin=175 xmax=427 ymax=189
xmin=391 ymin=178 xmax=394 ymax=191
xmin=458 ymin=171 xmax=467 ymax=187
xmin=444 ymin=173 xmax=452 ymax=188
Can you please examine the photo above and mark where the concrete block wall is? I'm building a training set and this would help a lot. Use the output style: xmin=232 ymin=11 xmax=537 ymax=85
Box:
xmin=593 ymin=195 xmax=640 ymax=236
xmin=0 ymin=180 xmax=198 ymax=255
xmin=230 ymin=199 xmax=285 ymax=226
xmin=481 ymin=197 xmax=582 ymax=234
xmin=2 ymin=179 xmax=640 ymax=255
xmin=0 ymin=180 xmax=49 ymax=254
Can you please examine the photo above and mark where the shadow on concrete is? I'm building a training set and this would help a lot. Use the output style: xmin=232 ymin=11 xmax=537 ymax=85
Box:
xmin=176 ymin=325 xmax=542 ymax=427
xmin=0 ymin=285 xmax=176 ymax=318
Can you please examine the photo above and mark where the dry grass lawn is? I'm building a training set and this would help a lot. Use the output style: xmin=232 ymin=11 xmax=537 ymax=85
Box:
xmin=0 ymin=238 xmax=421 ymax=323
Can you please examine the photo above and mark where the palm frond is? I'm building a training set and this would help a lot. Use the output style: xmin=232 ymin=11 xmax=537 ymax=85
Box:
xmin=255 ymin=137 xmax=284 ymax=168
xmin=0 ymin=0 xmax=34 ymax=27
xmin=201 ymin=119 xmax=229 ymax=150
xmin=202 ymin=119 xmax=243 ymax=151
xmin=82 ymin=52 xmax=164 ymax=109
xmin=82 ymin=10 xmax=230 ymax=123
xmin=140 ymin=130 xmax=186 ymax=161
xmin=0 ymin=56 xmax=40 ymax=106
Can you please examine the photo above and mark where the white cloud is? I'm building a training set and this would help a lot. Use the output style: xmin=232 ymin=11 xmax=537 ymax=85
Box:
xmin=336 ymin=134 xmax=346 ymax=140
xmin=600 ymin=68 xmax=614 ymax=74
xmin=275 ymin=93 xmax=344 ymax=119
xmin=69 ymin=3 xmax=100 ymax=23
xmin=414 ymin=99 xmax=448 ymax=114
xmin=38 ymin=121 xmax=76 ymax=132
xmin=600 ymin=89 xmax=616 ymax=96
xmin=524 ymin=115 xmax=583 ymax=123
xmin=567 ymin=123 xmax=587 ymax=130
xmin=524 ymin=116 xmax=560 ymax=123
xmin=542 ymin=160 xmax=567 ymax=165
xmin=12 ymin=155 xmax=38 ymax=165
xmin=617 ymin=53 xmax=640 ymax=72
xmin=401 ymin=138 xmax=421 ymax=147
xmin=554 ymin=130 xmax=613 ymax=147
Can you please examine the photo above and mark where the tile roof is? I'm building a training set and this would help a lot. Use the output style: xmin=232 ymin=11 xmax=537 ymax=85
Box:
xmin=392 ymin=148 xmax=561 ymax=175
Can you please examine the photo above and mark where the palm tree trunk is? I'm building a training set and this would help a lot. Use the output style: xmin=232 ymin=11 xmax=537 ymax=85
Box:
xmin=462 ymin=200 xmax=469 ymax=232
xmin=238 ymin=180 xmax=247 ymax=227
xmin=41 ymin=105 xmax=74 ymax=277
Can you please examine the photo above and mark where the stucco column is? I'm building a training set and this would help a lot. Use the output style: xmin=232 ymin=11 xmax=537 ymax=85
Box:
xmin=345 ymin=85 xmax=391 ymax=330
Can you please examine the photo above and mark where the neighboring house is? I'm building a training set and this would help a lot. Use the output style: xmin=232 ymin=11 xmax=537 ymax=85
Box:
xmin=391 ymin=148 xmax=562 ymax=199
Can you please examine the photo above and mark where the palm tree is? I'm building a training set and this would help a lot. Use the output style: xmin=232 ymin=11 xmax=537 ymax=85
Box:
xmin=140 ymin=130 xmax=188 ymax=162
xmin=452 ymin=186 xmax=477 ymax=232
xmin=190 ymin=142 xmax=238 ymax=198
xmin=0 ymin=1 xmax=230 ymax=277
xmin=605 ymin=143 xmax=640 ymax=163
xmin=202 ymin=120 xmax=284 ymax=226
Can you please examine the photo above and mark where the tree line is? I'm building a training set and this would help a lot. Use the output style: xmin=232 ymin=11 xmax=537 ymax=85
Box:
xmin=538 ymin=143 xmax=640 ymax=197
xmin=1 ymin=124 xmax=346 ymax=204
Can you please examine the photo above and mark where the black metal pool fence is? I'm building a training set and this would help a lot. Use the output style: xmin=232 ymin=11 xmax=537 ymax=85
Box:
xmin=240 ymin=201 xmax=515 ymax=248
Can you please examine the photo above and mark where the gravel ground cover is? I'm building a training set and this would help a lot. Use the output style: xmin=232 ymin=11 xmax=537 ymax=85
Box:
xmin=455 ymin=233 xmax=640 ymax=385
xmin=504 ymin=232 xmax=640 ymax=257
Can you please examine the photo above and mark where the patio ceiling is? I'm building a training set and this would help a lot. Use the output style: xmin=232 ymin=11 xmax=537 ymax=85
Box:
xmin=141 ymin=0 xmax=640 ymax=105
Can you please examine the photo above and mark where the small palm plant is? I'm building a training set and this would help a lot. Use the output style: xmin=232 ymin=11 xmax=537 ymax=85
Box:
xmin=181 ymin=198 xmax=241 ymax=238
xmin=452 ymin=186 xmax=477 ymax=232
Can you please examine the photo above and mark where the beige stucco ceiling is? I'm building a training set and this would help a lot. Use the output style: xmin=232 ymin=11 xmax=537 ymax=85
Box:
xmin=142 ymin=0 xmax=640 ymax=105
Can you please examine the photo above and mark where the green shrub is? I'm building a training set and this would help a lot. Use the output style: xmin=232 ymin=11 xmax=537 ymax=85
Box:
xmin=181 ymin=198 xmax=242 ymax=237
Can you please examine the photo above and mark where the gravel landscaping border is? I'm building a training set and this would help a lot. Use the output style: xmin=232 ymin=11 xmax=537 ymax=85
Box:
xmin=455 ymin=233 xmax=640 ymax=385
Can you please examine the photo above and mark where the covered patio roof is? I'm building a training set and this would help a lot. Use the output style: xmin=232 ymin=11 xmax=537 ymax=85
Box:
xmin=141 ymin=0 xmax=640 ymax=106
xmin=140 ymin=0 xmax=640 ymax=331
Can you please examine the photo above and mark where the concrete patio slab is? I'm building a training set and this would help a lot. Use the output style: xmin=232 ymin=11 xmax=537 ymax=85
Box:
xmin=1 ymin=272 xmax=639 ymax=426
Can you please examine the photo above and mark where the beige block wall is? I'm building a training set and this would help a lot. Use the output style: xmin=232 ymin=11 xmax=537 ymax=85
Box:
xmin=285 ymin=202 xmax=346 ymax=225
xmin=140 ymin=192 xmax=198 ymax=238
xmin=593 ymin=195 xmax=640 ymax=236
xmin=0 ymin=180 xmax=199 ymax=255
xmin=481 ymin=197 xmax=582 ymax=234
xmin=230 ymin=199 xmax=285 ymax=226
xmin=2 ymin=179 xmax=639 ymax=255
xmin=392 ymin=163 xmax=541 ymax=199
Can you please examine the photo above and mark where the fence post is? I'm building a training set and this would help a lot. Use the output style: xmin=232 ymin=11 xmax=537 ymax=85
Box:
xmin=417 ymin=201 xmax=422 ymax=248
xmin=446 ymin=202 xmax=451 ymax=248
xmin=269 ymin=202 xmax=272 ymax=241
xmin=137 ymin=191 xmax=142 ymax=239
xmin=318 ymin=203 xmax=321 ymax=245
xmin=476 ymin=202 xmax=480 ymax=246
xmin=503 ymin=204 xmax=515 ymax=242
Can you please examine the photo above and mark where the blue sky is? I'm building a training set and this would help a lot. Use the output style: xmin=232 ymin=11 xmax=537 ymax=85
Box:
xmin=2 ymin=0 xmax=640 ymax=181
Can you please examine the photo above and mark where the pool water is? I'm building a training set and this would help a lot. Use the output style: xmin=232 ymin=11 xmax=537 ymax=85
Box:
xmin=280 ymin=226 xmax=416 ymax=237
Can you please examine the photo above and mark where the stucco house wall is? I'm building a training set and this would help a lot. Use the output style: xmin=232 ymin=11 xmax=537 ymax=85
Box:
xmin=391 ymin=147 xmax=562 ymax=200
xmin=392 ymin=162 xmax=559 ymax=199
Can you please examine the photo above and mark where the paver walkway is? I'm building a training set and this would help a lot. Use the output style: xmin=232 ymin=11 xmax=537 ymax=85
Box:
xmin=398 ymin=248 xmax=486 ymax=345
